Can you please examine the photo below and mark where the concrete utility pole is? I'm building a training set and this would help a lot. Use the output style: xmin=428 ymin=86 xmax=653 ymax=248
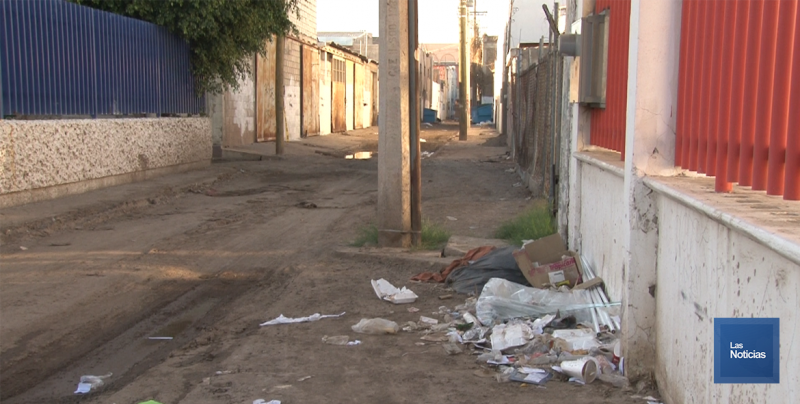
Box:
xmin=459 ymin=0 xmax=469 ymax=141
xmin=378 ymin=0 xmax=411 ymax=247
xmin=409 ymin=0 xmax=422 ymax=247
xmin=275 ymin=35 xmax=285 ymax=155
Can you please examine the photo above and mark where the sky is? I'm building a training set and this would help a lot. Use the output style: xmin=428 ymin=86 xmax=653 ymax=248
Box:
xmin=316 ymin=0 xmax=510 ymax=44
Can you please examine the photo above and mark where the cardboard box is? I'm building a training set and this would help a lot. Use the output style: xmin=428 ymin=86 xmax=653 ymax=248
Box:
xmin=513 ymin=234 xmax=583 ymax=289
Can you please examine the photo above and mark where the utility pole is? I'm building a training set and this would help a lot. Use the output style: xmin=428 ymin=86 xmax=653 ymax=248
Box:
xmin=275 ymin=35 xmax=285 ymax=155
xmin=459 ymin=0 xmax=468 ymax=141
xmin=377 ymin=0 xmax=411 ymax=247
xmin=409 ymin=0 xmax=422 ymax=246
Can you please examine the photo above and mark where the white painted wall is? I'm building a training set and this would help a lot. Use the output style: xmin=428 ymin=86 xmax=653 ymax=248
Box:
xmin=654 ymin=190 xmax=799 ymax=404
xmin=508 ymin=0 xmax=552 ymax=49
xmin=575 ymin=161 xmax=627 ymax=301
xmin=319 ymin=53 xmax=332 ymax=135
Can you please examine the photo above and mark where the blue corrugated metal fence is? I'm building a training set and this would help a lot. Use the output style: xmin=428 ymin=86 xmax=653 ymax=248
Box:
xmin=1 ymin=0 xmax=204 ymax=117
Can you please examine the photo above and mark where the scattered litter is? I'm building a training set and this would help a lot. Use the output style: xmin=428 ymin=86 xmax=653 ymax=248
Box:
xmin=419 ymin=316 xmax=439 ymax=325
xmin=420 ymin=139 xmax=427 ymax=142
xmin=345 ymin=152 xmax=373 ymax=160
xmin=552 ymin=329 xmax=601 ymax=350
xmin=446 ymin=247 xmax=529 ymax=295
xmin=442 ymin=342 xmax=463 ymax=355
xmin=371 ymin=279 xmax=418 ymax=304
xmin=438 ymin=294 xmax=453 ymax=300
xmin=351 ymin=318 xmax=399 ymax=334
xmin=415 ymin=342 xmax=426 ymax=346
xmin=216 ymin=370 xmax=234 ymax=375
xmin=512 ymin=182 xmax=522 ymax=187
xmin=19 ymin=246 xmax=27 ymax=251
xmin=420 ymin=333 xmax=449 ymax=342
xmin=270 ymin=385 xmax=292 ymax=391
xmin=253 ymin=400 xmax=281 ymax=404
xmin=423 ymin=122 xmax=433 ymax=127
xmin=322 ymin=335 xmax=350 ymax=345
xmin=148 ymin=336 xmax=173 ymax=340
xmin=487 ymin=355 xmax=514 ymax=366
xmin=490 ymin=321 xmax=534 ymax=351
xmin=422 ymin=151 xmax=435 ymax=158
xmin=347 ymin=340 xmax=362 ymax=345
xmin=561 ymin=357 xmax=598 ymax=384
xmin=509 ymin=368 xmax=552 ymax=385
xmin=202 ymin=377 xmax=211 ymax=384
xmin=297 ymin=376 xmax=312 ymax=382
xmin=446 ymin=216 xmax=458 ymax=221
xmin=260 ymin=312 xmax=345 ymax=327
xmin=74 ymin=373 xmax=111 ymax=394
xmin=407 ymin=307 xmax=420 ymax=313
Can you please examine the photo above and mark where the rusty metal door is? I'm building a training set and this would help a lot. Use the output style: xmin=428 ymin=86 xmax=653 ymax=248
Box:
xmin=345 ymin=60 xmax=354 ymax=131
xmin=332 ymin=57 xmax=346 ymax=132
xmin=354 ymin=62 xmax=364 ymax=129
xmin=256 ymin=39 xmax=277 ymax=141
xmin=302 ymin=46 xmax=320 ymax=136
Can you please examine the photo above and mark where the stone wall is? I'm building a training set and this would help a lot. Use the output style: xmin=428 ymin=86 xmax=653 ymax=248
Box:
xmin=0 ymin=118 xmax=210 ymax=207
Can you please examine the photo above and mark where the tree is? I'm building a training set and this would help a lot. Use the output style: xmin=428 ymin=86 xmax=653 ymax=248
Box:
xmin=74 ymin=0 xmax=297 ymax=94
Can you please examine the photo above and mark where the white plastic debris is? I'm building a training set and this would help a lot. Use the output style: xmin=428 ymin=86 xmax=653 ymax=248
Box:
xmin=371 ymin=279 xmax=418 ymax=304
xmin=531 ymin=314 xmax=556 ymax=334
xmin=446 ymin=216 xmax=458 ymax=221
xmin=419 ymin=316 xmax=439 ymax=325
xmin=259 ymin=312 xmax=345 ymax=327
xmin=490 ymin=321 xmax=534 ymax=350
xmin=347 ymin=340 xmax=362 ymax=345
xmin=552 ymin=329 xmax=601 ymax=350
xmin=74 ymin=373 xmax=112 ymax=394
xmin=253 ymin=400 xmax=281 ymax=404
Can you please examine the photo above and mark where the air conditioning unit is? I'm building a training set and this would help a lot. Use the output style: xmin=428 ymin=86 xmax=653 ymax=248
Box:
xmin=578 ymin=10 xmax=609 ymax=108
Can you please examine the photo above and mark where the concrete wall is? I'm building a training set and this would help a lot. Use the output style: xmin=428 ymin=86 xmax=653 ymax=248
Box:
xmin=290 ymin=0 xmax=317 ymax=40
xmin=284 ymin=38 xmax=302 ymax=141
xmin=653 ymin=187 xmax=799 ymax=404
xmin=0 ymin=118 xmax=210 ymax=207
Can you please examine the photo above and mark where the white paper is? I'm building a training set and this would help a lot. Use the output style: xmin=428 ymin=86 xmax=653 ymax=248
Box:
xmin=259 ymin=312 xmax=345 ymax=327
xmin=347 ymin=340 xmax=362 ymax=346
xmin=371 ymin=279 xmax=418 ymax=304
xmin=490 ymin=322 xmax=533 ymax=350
xmin=568 ymin=376 xmax=585 ymax=385
xmin=419 ymin=316 xmax=438 ymax=325
xmin=524 ymin=372 xmax=548 ymax=383
xmin=487 ymin=355 xmax=512 ymax=365
xmin=531 ymin=314 xmax=556 ymax=334
xmin=548 ymin=270 xmax=566 ymax=284
xmin=552 ymin=328 xmax=601 ymax=350
xmin=519 ymin=367 xmax=547 ymax=374
xmin=74 ymin=382 xmax=92 ymax=394
xmin=551 ymin=365 xmax=563 ymax=373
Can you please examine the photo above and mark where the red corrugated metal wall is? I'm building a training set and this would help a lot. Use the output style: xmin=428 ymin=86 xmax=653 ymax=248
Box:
xmin=676 ymin=0 xmax=799 ymax=200
xmin=590 ymin=0 xmax=631 ymax=158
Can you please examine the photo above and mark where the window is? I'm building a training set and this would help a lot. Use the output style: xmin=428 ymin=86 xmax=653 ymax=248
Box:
xmin=333 ymin=58 xmax=346 ymax=83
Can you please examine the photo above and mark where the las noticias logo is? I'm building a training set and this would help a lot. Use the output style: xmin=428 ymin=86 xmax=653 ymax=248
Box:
xmin=728 ymin=342 xmax=767 ymax=359
xmin=714 ymin=318 xmax=779 ymax=384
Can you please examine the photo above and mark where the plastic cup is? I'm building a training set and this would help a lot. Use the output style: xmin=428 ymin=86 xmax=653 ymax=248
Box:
xmin=560 ymin=357 xmax=598 ymax=384
xmin=611 ymin=340 xmax=621 ymax=366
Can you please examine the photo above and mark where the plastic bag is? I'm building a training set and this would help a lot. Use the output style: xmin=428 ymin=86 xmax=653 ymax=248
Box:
xmin=74 ymin=373 xmax=112 ymax=394
xmin=322 ymin=335 xmax=350 ymax=345
xmin=351 ymin=318 xmax=399 ymax=335
xmin=476 ymin=278 xmax=595 ymax=326
xmin=445 ymin=247 xmax=530 ymax=294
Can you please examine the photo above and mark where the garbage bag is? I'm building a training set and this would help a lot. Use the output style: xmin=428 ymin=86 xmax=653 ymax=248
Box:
xmin=445 ymin=247 xmax=530 ymax=294
xmin=476 ymin=278 xmax=595 ymax=326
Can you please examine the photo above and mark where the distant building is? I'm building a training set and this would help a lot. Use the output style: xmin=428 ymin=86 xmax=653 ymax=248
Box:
xmin=317 ymin=31 xmax=378 ymax=60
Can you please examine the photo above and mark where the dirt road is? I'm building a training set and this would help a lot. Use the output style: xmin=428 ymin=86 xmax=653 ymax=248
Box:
xmin=0 ymin=124 xmax=649 ymax=403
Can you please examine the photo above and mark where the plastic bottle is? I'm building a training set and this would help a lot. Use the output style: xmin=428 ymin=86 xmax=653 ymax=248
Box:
xmin=351 ymin=318 xmax=399 ymax=334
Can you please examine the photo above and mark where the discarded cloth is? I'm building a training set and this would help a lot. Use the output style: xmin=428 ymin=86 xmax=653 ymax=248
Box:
xmin=259 ymin=312 xmax=345 ymax=327
xmin=444 ymin=246 xmax=530 ymax=294
xmin=411 ymin=245 xmax=496 ymax=282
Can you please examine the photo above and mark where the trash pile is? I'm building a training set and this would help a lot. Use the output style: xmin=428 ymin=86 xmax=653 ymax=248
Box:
xmin=406 ymin=233 xmax=630 ymax=388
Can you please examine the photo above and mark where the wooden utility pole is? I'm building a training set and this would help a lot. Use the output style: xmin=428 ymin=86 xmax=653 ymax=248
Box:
xmin=275 ymin=35 xmax=285 ymax=155
xmin=377 ymin=0 xmax=411 ymax=247
xmin=459 ymin=0 xmax=469 ymax=140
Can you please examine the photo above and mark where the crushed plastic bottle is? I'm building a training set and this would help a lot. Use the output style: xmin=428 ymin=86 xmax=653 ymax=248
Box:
xmin=351 ymin=318 xmax=399 ymax=335
xmin=322 ymin=335 xmax=350 ymax=345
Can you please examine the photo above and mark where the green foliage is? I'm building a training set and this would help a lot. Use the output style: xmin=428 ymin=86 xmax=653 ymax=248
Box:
xmin=349 ymin=220 xmax=450 ymax=251
xmin=418 ymin=220 xmax=451 ymax=251
xmin=350 ymin=223 xmax=379 ymax=247
xmin=495 ymin=201 xmax=556 ymax=246
xmin=73 ymin=0 xmax=297 ymax=94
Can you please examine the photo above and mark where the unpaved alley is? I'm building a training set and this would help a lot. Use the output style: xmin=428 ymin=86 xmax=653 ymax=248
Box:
xmin=0 ymin=125 xmax=650 ymax=403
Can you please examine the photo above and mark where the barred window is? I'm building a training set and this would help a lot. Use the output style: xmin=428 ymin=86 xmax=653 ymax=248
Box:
xmin=333 ymin=59 xmax=346 ymax=83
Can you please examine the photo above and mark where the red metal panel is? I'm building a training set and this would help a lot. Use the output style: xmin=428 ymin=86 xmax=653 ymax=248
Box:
xmin=739 ymin=0 xmax=765 ymax=186
xmin=786 ymin=6 xmax=800 ymax=200
xmin=687 ymin=0 xmax=707 ymax=171
xmin=765 ymin=0 xmax=797 ymax=195
xmin=589 ymin=0 xmax=630 ymax=157
xmin=726 ymin=0 xmax=752 ymax=183
xmin=751 ymin=0 xmax=780 ymax=191
xmin=714 ymin=0 xmax=737 ymax=192
xmin=696 ymin=0 xmax=716 ymax=173
xmin=675 ymin=0 xmax=693 ymax=167
xmin=706 ymin=0 xmax=726 ymax=177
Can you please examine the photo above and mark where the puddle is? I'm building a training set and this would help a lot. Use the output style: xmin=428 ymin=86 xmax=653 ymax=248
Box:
xmin=345 ymin=152 xmax=373 ymax=160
